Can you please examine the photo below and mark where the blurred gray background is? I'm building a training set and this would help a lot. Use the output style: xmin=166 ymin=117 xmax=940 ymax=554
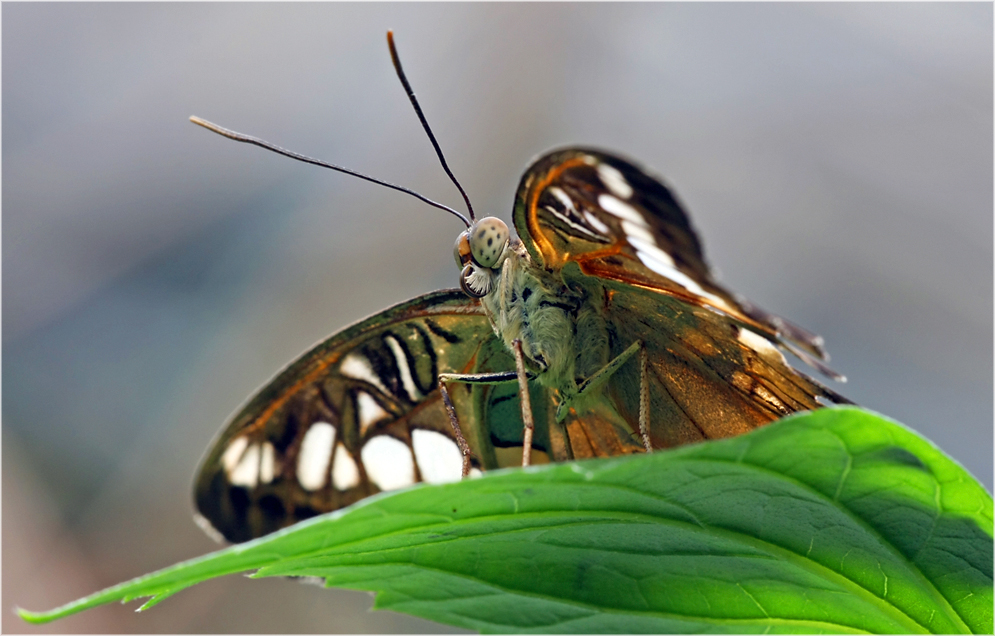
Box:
xmin=4 ymin=3 xmax=991 ymax=633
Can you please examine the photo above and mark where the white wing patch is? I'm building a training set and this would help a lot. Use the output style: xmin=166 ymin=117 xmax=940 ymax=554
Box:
xmin=549 ymin=186 xmax=576 ymax=212
xmin=597 ymin=191 xmax=727 ymax=305
xmin=259 ymin=442 xmax=277 ymax=484
xmin=634 ymin=246 xmax=677 ymax=277
xmin=598 ymin=193 xmax=644 ymax=225
xmin=546 ymin=187 xmax=607 ymax=241
xmin=229 ymin=442 xmax=260 ymax=488
xmin=412 ymin=429 xmax=463 ymax=485
xmin=221 ymin=436 xmax=249 ymax=473
xmin=621 ymin=220 xmax=658 ymax=248
xmin=362 ymin=436 xmax=415 ymax=491
xmin=297 ymin=422 xmax=335 ymax=491
xmin=340 ymin=353 xmax=389 ymax=395
xmin=738 ymin=328 xmax=788 ymax=365
xmin=332 ymin=443 xmax=360 ymax=490
xmin=637 ymin=249 xmax=725 ymax=304
xmin=597 ymin=163 xmax=634 ymax=199
xmin=628 ymin=237 xmax=676 ymax=269
xmin=384 ymin=334 xmax=422 ymax=401
xmin=584 ymin=211 xmax=610 ymax=234
xmin=355 ymin=390 xmax=389 ymax=434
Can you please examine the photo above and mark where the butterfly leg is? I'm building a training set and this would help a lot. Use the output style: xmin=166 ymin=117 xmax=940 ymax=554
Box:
xmin=556 ymin=340 xmax=652 ymax=452
xmin=511 ymin=339 xmax=535 ymax=468
xmin=438 ymin=381 xmax=474 ymax=477
xmin=638 ymin=346 xmax=650 ymax=452
xmin=437 ymin=368 xmax=533 ymax=476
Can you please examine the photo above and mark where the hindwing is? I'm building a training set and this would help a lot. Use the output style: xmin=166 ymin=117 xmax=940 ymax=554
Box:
xmin=194 ymin=290 xmax=499 ymax=542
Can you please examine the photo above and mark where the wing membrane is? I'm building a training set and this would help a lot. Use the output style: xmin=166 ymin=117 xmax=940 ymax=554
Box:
xmin=513 ymin=147 xmax=834 ymax=367
xmin=194 ymin=290 xmax=501 ymax=542
xmin=551 ymin=282 xmax=850 ymax=460
xmin=505 ymin=148 xmax=849 ymax=458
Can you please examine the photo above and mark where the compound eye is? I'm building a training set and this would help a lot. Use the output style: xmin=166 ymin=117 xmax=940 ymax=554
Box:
xmin=453 ymin=232 xmax=472 ymax=270
xmin=468 ymin=217 xmax=509 ymax=268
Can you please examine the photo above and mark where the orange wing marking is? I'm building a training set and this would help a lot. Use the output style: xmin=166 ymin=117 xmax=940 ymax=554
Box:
xmin=527 ymin=157 xmax=593 ymax=269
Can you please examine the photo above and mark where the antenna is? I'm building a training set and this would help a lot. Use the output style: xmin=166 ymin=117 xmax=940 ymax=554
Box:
xmin=190 ymin=115 xmax=470 ymax=227
xmin=190 ymin=33 xmax=477 ymax=227
xmin=188 ymin=117 xmax=469 ymax=228
xmin=190 ymin=34 xmax=477 ymax=226
xmin=387 ymin=31 xmax=476 ymax=221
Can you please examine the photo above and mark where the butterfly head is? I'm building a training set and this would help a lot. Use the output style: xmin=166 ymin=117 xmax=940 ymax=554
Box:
xmin=454 ymin=217 xmax=510 ymax=299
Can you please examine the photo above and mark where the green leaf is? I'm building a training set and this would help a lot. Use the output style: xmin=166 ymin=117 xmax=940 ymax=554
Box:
xmin=17 ymin=407 xmax=993 ymax=633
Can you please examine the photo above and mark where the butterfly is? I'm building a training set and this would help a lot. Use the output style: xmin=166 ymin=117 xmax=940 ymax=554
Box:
xmin=192 ymin=33 xmax=850 ymax=544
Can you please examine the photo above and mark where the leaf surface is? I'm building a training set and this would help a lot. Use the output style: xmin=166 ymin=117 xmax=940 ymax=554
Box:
xmin=18 ymin=407 xmax=993 ymax=633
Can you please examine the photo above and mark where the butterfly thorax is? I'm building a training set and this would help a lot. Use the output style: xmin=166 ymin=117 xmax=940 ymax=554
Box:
xmin=479 ymin=239 xmax=610 ymax=398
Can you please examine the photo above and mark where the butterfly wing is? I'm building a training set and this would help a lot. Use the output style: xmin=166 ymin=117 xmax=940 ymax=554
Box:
xmin=514 ymin=147 xmax=836 ymax=369
xmin=194 ymin=290 xmax=509 ymax=542
xmin=511 ymin=148 xmax=850 ymax=455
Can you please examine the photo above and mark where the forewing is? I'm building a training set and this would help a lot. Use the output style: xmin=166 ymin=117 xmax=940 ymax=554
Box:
xmin=194 ymin=290 xmax=499 ymax=542
xmin=512 ymin=147 xmax=835 ymax=370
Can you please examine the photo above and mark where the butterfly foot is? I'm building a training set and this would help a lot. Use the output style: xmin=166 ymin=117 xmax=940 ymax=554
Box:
xmin=554 ymin=401 xmax=567 ymax=424
xmin=552 ymin=393 xmax=577 ymax=424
